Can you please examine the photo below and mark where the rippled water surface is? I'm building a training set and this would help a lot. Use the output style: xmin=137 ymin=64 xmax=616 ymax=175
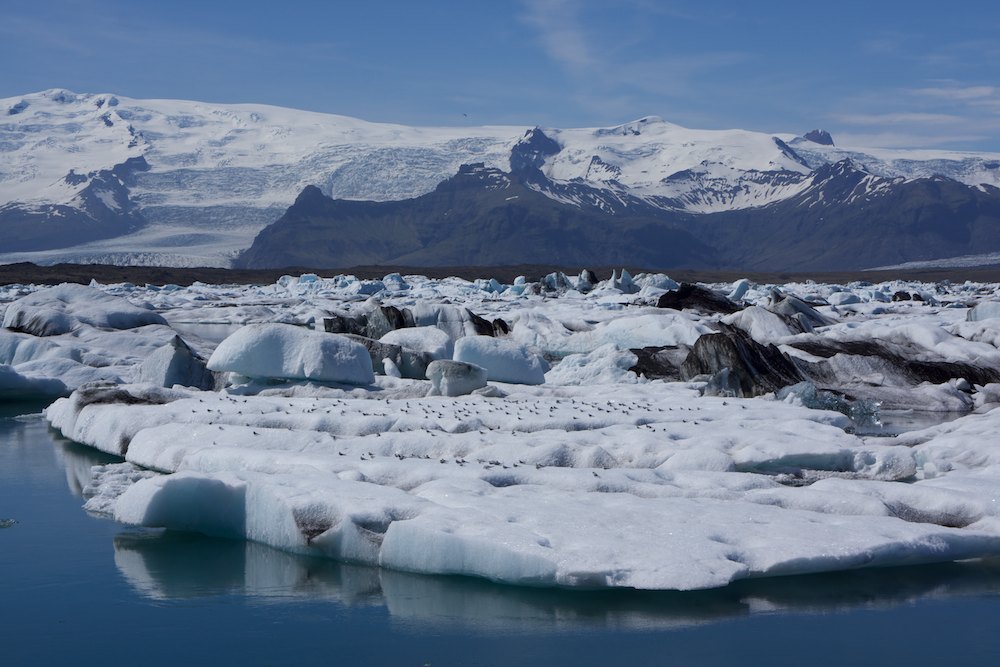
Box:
xmin=3 ymin=403 xmax=1000 ymax=666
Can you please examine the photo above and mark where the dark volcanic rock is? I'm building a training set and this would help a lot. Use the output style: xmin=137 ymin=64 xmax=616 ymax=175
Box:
xmin=510 ymin=128 xmax=562 ymax=176
xmin=786 ymin=338 xmax=1000 ymax=387
xmin=340 ymin=334 xmax=403 ymax=375
xmin=364 ymin=305 xmax=412 ymax=340
xmin=657 ymin=283 xmax=741 ymax=315
xmin=235 ymin=164 xmax=716 ymax=270
xmin=681 ymin=324 xmax=805 ymax=397
xmin=628 ymin=346 xmax=687 ymax=381
xmin=696 ymin=162 xmax=1000 ymax=271
xmin=804 ymin=129 xmax=835 ymax=146
xmin=235 ymin=146 xmax=1000 ymax=272
xmin=323 ymin=305 xmax=414 ymax=340
xmin=322 ymin=313 xmax=366 ymax=337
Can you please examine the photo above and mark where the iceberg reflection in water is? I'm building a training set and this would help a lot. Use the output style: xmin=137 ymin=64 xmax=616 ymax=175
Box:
xmin=40 ymin=404 xmax=1000 ymax=633
xmin=6 ymin=402 xmax=1000 ymax=666
xmin=112 ymin=528 xmax=1000 ymax=632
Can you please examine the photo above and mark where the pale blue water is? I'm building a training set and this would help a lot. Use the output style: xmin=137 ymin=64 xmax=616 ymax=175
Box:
xmin=3 ymin=402 xmax=1000 ymax=666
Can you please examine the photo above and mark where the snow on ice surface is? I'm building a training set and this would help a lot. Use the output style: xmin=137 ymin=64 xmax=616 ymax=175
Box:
xmin=7 ymin=271 xmax=1000 ymax=590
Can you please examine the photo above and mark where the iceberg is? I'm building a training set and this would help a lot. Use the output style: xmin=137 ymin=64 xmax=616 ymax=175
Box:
xmin=453 ymin=336 xmax=545 ymax=385
xmin=207 ymin=324 xmax=375 ymax=385
xmin=20 ymin=271 xmax=1000 ymax=591
xmin=0 ymin=363 xmax=67 ymax=400
xmin=3 ymin=283 xmax=166 ymax=336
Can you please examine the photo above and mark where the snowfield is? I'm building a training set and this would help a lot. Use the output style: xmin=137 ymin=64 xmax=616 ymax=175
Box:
xmin=5 ymin=269 xmax=1000 ymax=590
xmin=5 ymin=89 xmax=1000 ymax=267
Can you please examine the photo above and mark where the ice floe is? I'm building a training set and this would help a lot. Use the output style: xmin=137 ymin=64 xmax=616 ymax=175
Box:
xmin=3 ymin=269 xmax=1000 ymax=590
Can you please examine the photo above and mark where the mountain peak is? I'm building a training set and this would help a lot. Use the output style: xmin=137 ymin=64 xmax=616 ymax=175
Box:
xmin=596 ymin=116 xmax=669 ymax=138
xmin=294 ymin=184 xmax=327 ymax=205
xmin=803 ymin=129 xmax=835 ymax=146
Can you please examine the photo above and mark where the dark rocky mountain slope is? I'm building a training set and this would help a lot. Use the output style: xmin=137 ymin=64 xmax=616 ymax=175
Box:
xmin=237 ymin=157 xmax=1000 ymax=271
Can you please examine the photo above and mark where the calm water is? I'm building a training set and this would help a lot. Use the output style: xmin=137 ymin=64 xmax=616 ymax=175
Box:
xmin=3 ymin=403 xmax=1000 ymax=666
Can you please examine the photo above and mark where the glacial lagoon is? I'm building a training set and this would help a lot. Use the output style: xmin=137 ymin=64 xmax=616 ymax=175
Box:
xmin=3 ymin=404 xmax=1000 ymax=667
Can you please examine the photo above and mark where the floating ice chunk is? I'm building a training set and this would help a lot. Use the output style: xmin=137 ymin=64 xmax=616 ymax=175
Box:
xmin=2 ymin=284 xmax=166 ymax=336
xmin=83 ymin=462 xmax=160 ymax=516
xmin=207 ymin=324 xmax=374 ymax=385
xmin=383 ymin=357 xmax=403 ymax=378
xmin=531 ymin=313 xmax=711 ymax=356
xmin=723 ymin=306 xmax=800 ymax=342
xmin=0 ymin=329 xmax=80 ymax=365
xmin=728 ymin=279 xmax=751 ymax=302
xmin=545 ymin=344 xmax=639 ymax=386
xmin=476 ymin=278 xmax=505 ymax=293
xmin=46 ymin=384 xmax=194 ymax=456
xmin=15 ymin=356 xmax=122 ymax=390
xmin=0 ymin=363 xmax=67 ymax=400
xmin=382 ymin=273 xmax=410 ymax=292
xmin=827 ymin=291 xmax=861 ymax=306
xmin=380 ymin=326 xmax=453 ymax=360
xmin=968 ymin=301 xmax=1000 ymax=322
xmin=767 ymin=289 xmax=833 ymax=331
xmin=346 ymin=280 xmax=386 ymax=296
xmin=45 ymin=379 xmax=1000 ymax=591
xmin=638 ymin=273 xmax=680 ymax=292
xmin=453 ymin=336 xmax=545 ymax=385
xmin=407 ymin=304 xmax=494 ymax=341
xmin=116 ymin=471 xmax=249 ymax=538
xmin=137 ymin=335 xmax=215 ymax=389
xmin=340 ymin=334 xmax=403 ymax=376
xmin=426 ymin=360 xmax=488 ymax=396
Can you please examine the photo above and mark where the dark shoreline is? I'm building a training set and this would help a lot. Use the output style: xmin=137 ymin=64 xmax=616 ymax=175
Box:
xmin=2 ymin=261 xmax=1000 ymax=287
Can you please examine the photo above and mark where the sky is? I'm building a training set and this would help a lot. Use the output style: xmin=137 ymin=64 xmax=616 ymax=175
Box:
xmin=3 ymin=0 xmax=999 ymax=151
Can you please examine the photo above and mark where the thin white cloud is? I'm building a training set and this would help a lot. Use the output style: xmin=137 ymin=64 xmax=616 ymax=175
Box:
xmin=516 ymin=0 xmax=751 ymax=123
xmin=913 ymin=85 xmax=997 ymax=100
xmin=835 ymin=131 xmax=992 ymax=150
xmin=834 ymin=112 xmax=963 ymax=126
xmin=519 ymin=0 xmax=596 ymax=72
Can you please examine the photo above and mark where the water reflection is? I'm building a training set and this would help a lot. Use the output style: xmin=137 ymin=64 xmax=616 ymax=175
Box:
xmin=111 ymin=527 xmax=1000 ymax=632
xmin=52 ymin=431 xmax=122 ymax=497
xmin=23 ymin=401 xmax=1000 ymax=635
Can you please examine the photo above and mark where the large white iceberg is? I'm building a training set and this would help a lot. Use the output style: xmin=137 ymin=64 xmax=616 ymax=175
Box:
xmin=3 ymin=283 xmax=167 ymax=336
xmin=207 ymin=324 xmax=374 ymax=385
xmin=453 ymin=336 xmax=545 ymax=385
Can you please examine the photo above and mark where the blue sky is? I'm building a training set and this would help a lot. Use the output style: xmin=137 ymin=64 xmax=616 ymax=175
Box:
xmin=4 ymin=0 xmax=999 ymax=150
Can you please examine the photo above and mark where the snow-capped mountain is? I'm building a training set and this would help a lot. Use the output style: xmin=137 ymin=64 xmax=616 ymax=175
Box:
xmin=4 ymin=88 xmax=1000 ymax=268
xmin=0 ymin=89 xmax=520 ymax=266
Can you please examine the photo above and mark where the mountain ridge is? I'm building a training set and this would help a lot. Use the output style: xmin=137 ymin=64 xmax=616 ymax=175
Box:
xmin=4 ymin=89 xmax=1000 ymax=269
